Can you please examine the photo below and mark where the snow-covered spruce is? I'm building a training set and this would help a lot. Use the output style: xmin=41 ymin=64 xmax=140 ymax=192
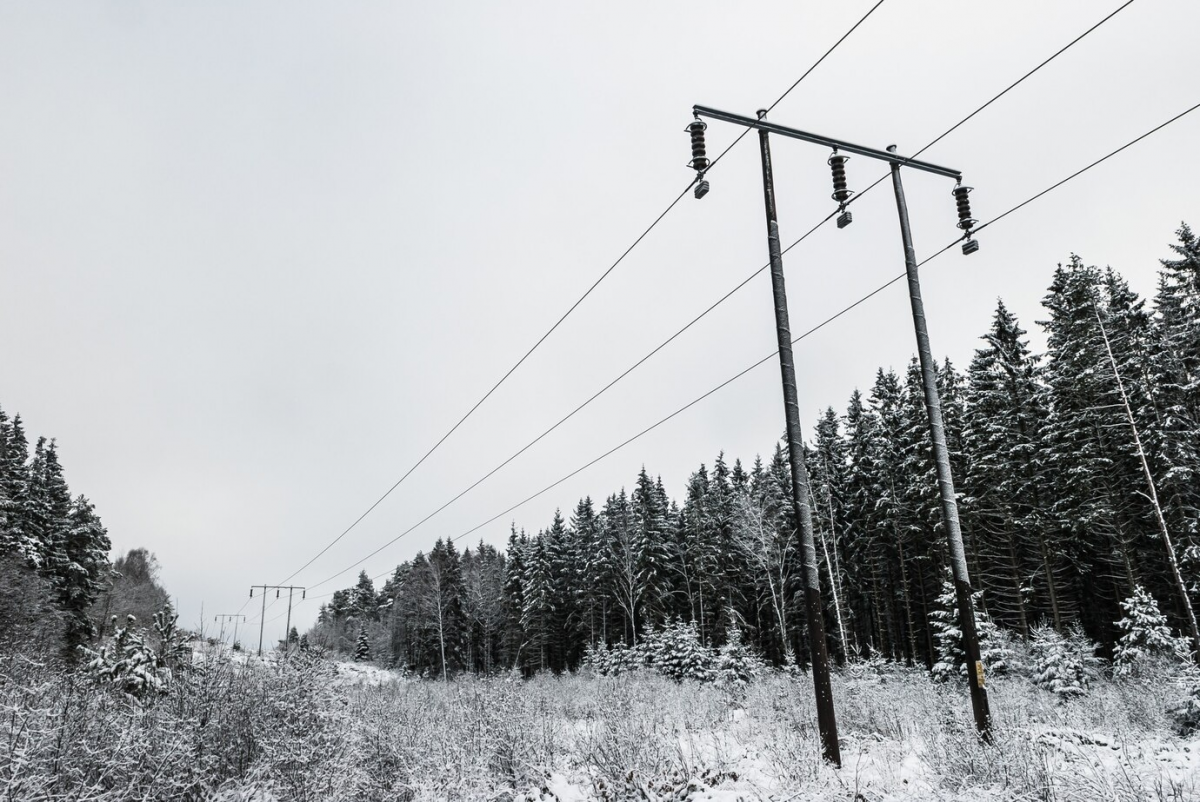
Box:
xmin=1029 ymin=623 xmax=1100 ymax=700
xmin=1114 ymin=585 xmax=1190 ymax=673
xmin=354 ymin=626 xmax=370 ymax=662
xmin=929 ymin=576 xmax=1010 ymax=682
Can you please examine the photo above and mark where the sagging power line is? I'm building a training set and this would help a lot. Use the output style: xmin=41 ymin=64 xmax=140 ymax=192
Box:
xmin=273 ymin=0 xmax=894 ymax=590
xmin=296 ymin=96 xmax=1200 ymax=618
xmin=291 ymin=1 xmax=1136 ymax=597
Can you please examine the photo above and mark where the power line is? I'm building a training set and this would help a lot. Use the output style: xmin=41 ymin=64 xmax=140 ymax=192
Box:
xmin=304 ymin=95 xmax=1199 ymax=603
xmin=277 ymin=0 xmax=893 ymax=588
xmin=837 ymin=0 xmax=1139 ymax=215
xmin=294 ymin=2 xmax=1129 ymax=593
xmin=432 ymin=97 xmax=1200 ymax=553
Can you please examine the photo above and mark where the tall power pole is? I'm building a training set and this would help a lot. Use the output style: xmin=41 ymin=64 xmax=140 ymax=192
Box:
xmin=755 ymin=109 xmax=841 ymax=767
xmin=250 ymin=585 xmax=306 ymax=657
xmin=889 ymin=148 xmax=991 ymax=735
xmin=686 ymin=105 xmax=992 ymax=745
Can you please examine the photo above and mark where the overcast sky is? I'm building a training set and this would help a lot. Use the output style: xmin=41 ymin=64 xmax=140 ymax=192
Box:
xmin=2 ymin=1 xmax=1198 ymax=646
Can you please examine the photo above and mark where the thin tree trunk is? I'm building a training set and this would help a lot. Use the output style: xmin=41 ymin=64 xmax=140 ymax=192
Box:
xmin=1094 ymin=304 xmax=1200 ymax=663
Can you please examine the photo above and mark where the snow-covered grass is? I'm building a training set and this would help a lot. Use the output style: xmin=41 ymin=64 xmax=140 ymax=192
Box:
xmin=1 ymin=650 xmax=1196 ymax=800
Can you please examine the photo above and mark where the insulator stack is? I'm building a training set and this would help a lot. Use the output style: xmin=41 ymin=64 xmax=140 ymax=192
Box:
xmin=954 ymin=183 xmax=981 ymax=255
xmin=687 ymin=120 xmax=709 ymax=172
xmin=952 ymin=184 xmax=976 ymax=231
xmin=686 ymin=118 xmax=710 ymax=200
xmin=828 ymin=151 xmax=854 ymax=228
xmin=828 ymin=151 xmax=852 ymax=204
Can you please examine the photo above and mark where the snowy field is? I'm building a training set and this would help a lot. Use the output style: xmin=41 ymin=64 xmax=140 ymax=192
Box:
xmin=1 ymin=651 xmax=1197 ymax=801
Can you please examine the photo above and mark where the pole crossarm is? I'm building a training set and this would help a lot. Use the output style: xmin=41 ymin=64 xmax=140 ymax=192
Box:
xmin=693 ymin=105 xmax=963 ymax=180
xmin=250 ymin=585 xmax=306 ymax=656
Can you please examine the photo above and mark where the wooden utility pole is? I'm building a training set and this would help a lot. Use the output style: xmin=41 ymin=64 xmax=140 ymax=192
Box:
xmin=250 ymin=585 xmax=306 ymax=657
xmin=214 ymin=614 xmax=246 ymax=648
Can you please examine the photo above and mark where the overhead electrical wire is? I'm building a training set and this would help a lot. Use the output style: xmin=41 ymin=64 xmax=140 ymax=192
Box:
xmin=272 ymin=0 xmax=894 ymax=589
xmin=437 ymin=96 xmax=1200 ymax=547
xmin=297 ymin=95 xmax=1200 ymax=604
xmin=292 ymin=1 xmax=1135 ymax=594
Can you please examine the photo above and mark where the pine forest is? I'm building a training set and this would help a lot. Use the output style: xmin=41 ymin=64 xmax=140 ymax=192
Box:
xmin=308 ymin=228 xmax=1200 ymax=681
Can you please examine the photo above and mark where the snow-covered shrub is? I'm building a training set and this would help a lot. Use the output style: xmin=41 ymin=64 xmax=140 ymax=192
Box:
xmin=1030 ymin=623 xmax=1100 ymax=700
xmin=639 ymin=619 xmax=715 ymax=683
xmin=1113 ymin=585 xmax=1190 ymax=673
xmin=582 ymin=641 xmax=642 ymax=677
xmin=715 ymin=623 xmax=764 ymax=689
xmin=930 ymin=578 xmax=1010 ymax=682
xmin=1168 ymin=678 xmax=1200 ymax=736
xmin=580 ymin=641 xmax=608 ymax=675
xmin=152 ymin=602 xmax=191 ymax=670
xmin=85 ymin=614 xmax=166 ymax=697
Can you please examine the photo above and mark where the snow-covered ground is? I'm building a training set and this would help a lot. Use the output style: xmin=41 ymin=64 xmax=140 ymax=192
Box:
xmin=3 ymin=651 xmax=1197 ymax=800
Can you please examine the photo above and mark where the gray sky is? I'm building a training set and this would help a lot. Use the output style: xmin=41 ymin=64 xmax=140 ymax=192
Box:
xmin=2 ymin=1 xmax=1198 ymax=646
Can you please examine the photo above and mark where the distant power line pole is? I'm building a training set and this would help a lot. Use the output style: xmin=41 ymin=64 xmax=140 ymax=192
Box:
xmin=686 ymin=104 xmax=991 ymax=750
xmin=249 ymin=585 xmax=305 ymax=657
xmin=214 ymin=614 xmax=246 ymax=647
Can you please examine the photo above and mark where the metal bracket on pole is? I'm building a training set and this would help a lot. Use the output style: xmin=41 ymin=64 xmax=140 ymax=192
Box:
xmin=693 ymin=105 xmax=963 ymax=180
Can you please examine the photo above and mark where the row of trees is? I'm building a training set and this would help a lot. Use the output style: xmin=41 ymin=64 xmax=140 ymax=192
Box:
xmin=0 ymin=410 xmax=112 ymax=655
xmin=310 ymin=225 xmax=1200 ymax=678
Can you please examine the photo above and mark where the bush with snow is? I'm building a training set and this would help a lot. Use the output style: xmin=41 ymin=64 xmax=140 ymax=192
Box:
xmin=581 ymin=620 xmax=768 ymax=686
xmin=84 ymin=614 xmax=167 ymax=697
xmin=639 ymin=619 xmax=714 ymax=683
xmin=1169 ymin=678 xmax=1200 ymax=736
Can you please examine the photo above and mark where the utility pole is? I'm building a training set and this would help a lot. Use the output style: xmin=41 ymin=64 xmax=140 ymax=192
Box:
xmin=250 ymin=584 xmax=306 ymax=657
xmin=888 ymin=147 xmax=991 ymax=736
xmin=754 ymin=109 xmax=841 ymax=766
xmin=214 ymin=614 xmax=246 ymax=648
xmin=686 ymin=105 xmax=991 ymax=745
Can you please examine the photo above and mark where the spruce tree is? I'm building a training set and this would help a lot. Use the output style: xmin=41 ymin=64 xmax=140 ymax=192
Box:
xmin=521 ymin=534 xmax=553 ymax=672
xmin=501 ymin=526 xmax=527 ymax=670
xmin=930 ymin=575 xmax=1007 ymax=681
xmin=842 ymin=389 xmax=893 ymax=659
xmin=632 ymin=467 xmax=671 ymax=630
xmin=1113 ymin=585 xmax=1188 ymax=671
xmin=355 ymin=626 xmax=370 ymax=662
xmin=57 ymin=495 xmax=111 ymax=656
xmin=0 ymin=414 xmax=33 ymax=561
xmin=570 ymin=497 xmax=603 ymax=649
xmin=1040 ymin=259 xmax=1145 ymax=643
xmin=1030 ymin=624 xmax=1097 ymax=700
xmin=963 ymin=300 xmax=1062 ymax=634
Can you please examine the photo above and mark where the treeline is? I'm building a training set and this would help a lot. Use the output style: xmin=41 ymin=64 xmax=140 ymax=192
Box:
xmin=311 ymin=225 xmax=1200 ymax=678
xmin=0 ymin=411 xmax=111 ymax=656
xmin=0 ymin=410 xmax=172 ymax=659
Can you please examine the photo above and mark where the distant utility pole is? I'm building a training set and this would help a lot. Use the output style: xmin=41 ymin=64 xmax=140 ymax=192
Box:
xmin=685 ymin=105 xmax=991 ymax=751
xmin=249 ymin=585 xmax=306 ymax=657
xmin=214 ymin=613 xmax=246 ymax=647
